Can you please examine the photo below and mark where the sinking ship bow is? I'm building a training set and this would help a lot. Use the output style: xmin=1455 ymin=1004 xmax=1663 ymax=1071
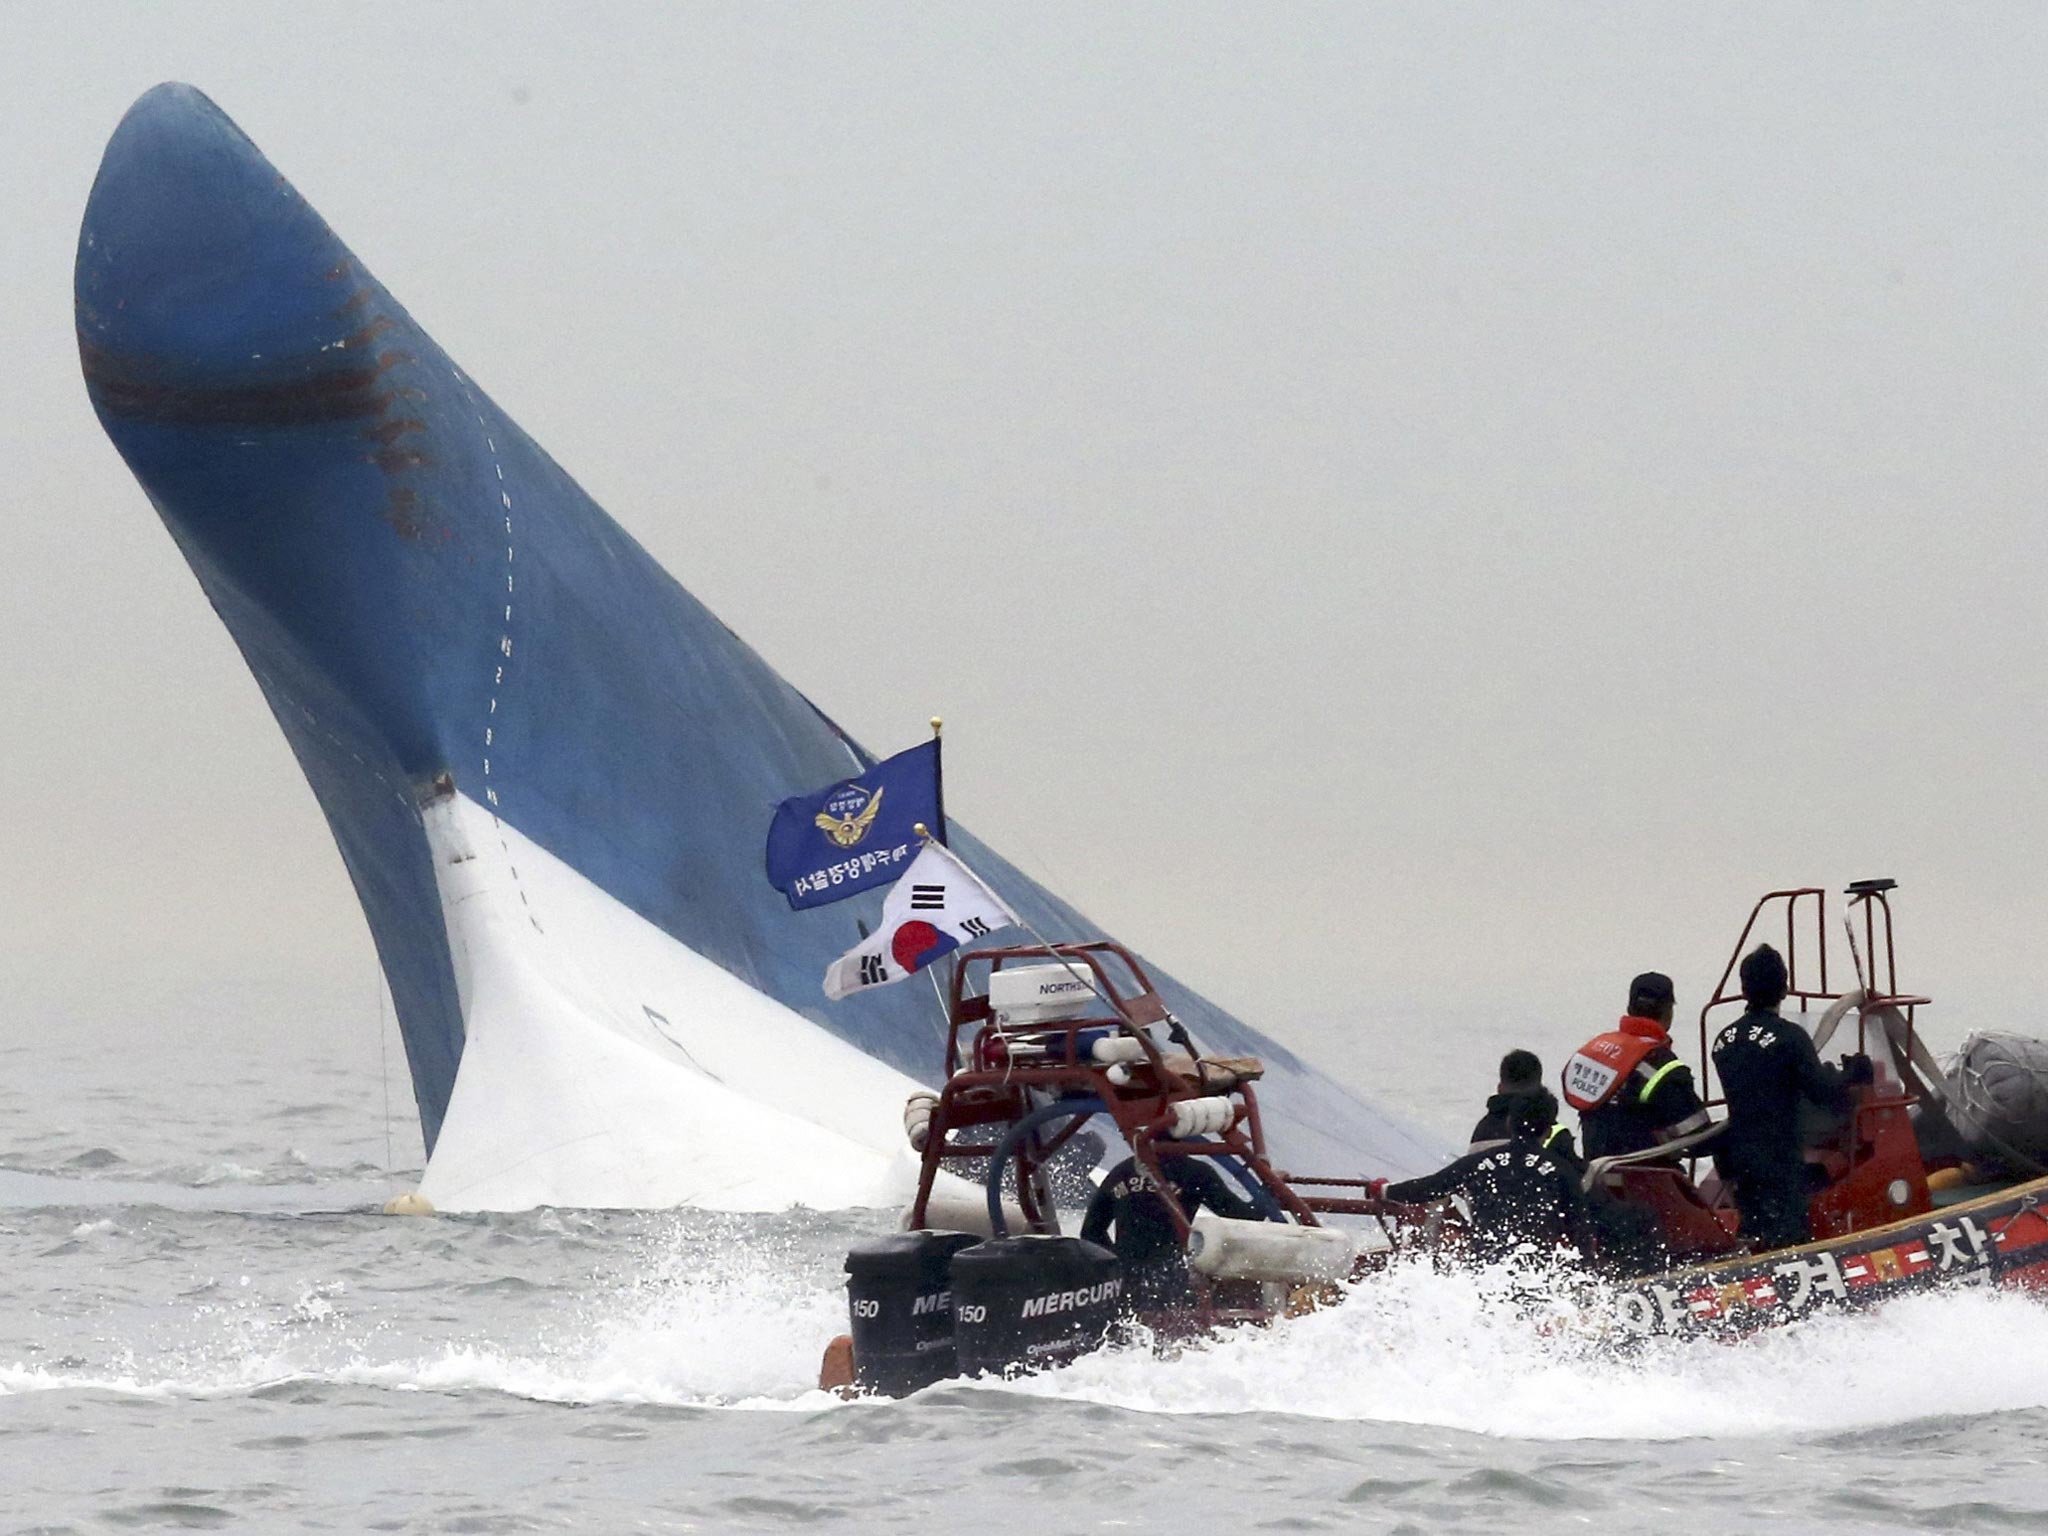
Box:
xmin=76 ymin=84 xmax=1443 ymax=1211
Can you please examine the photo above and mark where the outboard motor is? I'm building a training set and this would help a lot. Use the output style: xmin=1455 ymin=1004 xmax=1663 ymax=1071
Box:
xmin=951 ymin=1234 xmax=1122 ymax=1377
xmin=844 ymin=1230 xmax=982 ymax=1396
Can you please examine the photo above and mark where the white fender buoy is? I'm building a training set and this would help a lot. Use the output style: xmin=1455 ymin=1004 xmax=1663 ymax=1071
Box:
xmin=1187 ymin=1212 xmax=1355 ymax=1283
xmin=383 ymin=1191 xmax=437 ymax=1217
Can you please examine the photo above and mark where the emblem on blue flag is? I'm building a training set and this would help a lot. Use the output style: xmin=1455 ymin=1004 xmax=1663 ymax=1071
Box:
xmin=765 ymin=739 xmax=942 ymax=909
xmin=815 ymin=783 xmax=885 ymax=848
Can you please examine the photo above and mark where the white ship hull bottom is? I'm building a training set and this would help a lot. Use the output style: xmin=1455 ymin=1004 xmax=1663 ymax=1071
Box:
xmin=416 ymin=793 xmax=940 ymax=1214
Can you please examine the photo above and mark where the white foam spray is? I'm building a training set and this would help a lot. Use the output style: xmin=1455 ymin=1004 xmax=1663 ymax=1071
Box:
xmin=1002 ymin=1257 xmax=2048 ymax=1440
xmin=8 ymin=1228 xmax=2048 ymax=1442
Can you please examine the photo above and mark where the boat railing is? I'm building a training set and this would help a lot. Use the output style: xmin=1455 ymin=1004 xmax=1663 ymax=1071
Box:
xmin=942 ymin=940 xmax=1171 ymax=1077
xmin=1694 ymin=881 xmax=1925 ymax=1109
xmin=910 ymin=936 xmax=1326 ymax=1261
xmin=1581 ymin=1119 xmax=1726 ymax=1193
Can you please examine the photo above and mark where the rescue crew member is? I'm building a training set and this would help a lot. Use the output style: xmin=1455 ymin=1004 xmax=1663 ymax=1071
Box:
xmin=1373 ymin=1097 xmax=1592 ymax=1266
xmin=1711 ymin=944 xmax=1864 ymax=1251
xmin=1469 ymin=1049 xmax=1577 ymax=1160
xmin=1080 ymin=1150 xmax=1261 ymax=1306
xmin=1563 ymin=972 xmax=1711 ymax=1161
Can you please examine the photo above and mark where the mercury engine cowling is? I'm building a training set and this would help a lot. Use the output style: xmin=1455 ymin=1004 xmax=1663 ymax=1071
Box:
xmin=844 ymin=1230 xmax=984 ymax=1396
xmin=951 ymin=1234 xmax=1122 ymax=1377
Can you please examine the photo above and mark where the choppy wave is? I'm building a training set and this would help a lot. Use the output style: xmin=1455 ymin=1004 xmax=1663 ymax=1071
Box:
xmin=1006 ymin=1259 xmax=2048 ymax=1439
xmin=9 ymin=1219 xmax=2048 ymax=1444
xmin=0 ymin=1213 xmax=841 ymax=1409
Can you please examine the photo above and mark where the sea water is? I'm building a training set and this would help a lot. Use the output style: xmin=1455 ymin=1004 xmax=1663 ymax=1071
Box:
xmin=5 ymin=1011 xmax=2048 ymax=1534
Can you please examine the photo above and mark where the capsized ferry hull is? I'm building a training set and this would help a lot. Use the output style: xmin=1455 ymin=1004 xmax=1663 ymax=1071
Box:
xmin=74 ymin=84 xmax=1449 ymax=1212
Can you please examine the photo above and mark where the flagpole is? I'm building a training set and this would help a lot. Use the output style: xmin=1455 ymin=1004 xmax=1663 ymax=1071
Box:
xmin=922 ymin=712 xmax=954 ymax=1021
xmin=929 ymin=715 xmax=948 ymax=846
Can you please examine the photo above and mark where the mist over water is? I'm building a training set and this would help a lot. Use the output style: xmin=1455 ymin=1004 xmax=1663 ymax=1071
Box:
xmin=3 ymin=1014 xmax=2048 ymax=1532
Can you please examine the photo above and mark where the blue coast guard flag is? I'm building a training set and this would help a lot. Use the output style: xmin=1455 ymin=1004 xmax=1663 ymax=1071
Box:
xmin=765 ymin=740 xmax=941 ymax=909
xmin=823 ymin=842 xmax=1019 ymax=1000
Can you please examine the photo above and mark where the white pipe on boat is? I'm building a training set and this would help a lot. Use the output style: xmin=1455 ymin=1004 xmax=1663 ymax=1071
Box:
xmin=910 ymin=1178 xmax=1037 ymax=1239
xmin=1168 ymin=1096 xmax=1236 ymax=1138
xmin=903 ymin=1090 xmax=939 ymax=1151
xmin=1090 ymin=1035 xmax=1150 ymax=1065
xmin=1186 ymin=1212 xmax=1354 ymax=1283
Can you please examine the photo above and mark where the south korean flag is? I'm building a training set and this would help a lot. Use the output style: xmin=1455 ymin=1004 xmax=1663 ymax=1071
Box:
xmin=823 ymin=842 xmax=1019 ymax=1000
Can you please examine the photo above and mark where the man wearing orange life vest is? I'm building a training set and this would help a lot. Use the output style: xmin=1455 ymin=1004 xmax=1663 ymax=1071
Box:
xmin=1561 ymin=972 xmax=1711 ymax=1161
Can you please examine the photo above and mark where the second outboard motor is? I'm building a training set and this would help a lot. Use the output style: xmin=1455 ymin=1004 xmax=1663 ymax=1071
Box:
xmin=844 ymin=1230 xmax=982 ymax=1396
xmin=951 ymin=1234 xmax=1122 ymax=1377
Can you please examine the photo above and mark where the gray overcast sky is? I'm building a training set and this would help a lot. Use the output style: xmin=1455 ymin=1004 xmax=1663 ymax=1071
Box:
xmin=3 ymin=5 xmax=2044 ymax=1136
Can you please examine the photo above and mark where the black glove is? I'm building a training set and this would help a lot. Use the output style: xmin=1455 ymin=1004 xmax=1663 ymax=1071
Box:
xmin=1840 ymin=1053 xmax=1875 ymax=1087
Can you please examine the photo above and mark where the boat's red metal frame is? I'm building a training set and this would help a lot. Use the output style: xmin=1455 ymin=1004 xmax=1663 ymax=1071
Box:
xmin=906 ymin=940 xmax=1408 ymax=1324
xmin=1695 ymin=885 xmax=1928 ymax=1083
xmin=1692 ymin=885 xmax=1936 ymax=1240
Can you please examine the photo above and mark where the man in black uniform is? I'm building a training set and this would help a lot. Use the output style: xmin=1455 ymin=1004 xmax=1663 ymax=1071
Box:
xmin=1469 ymin=1049 xmax=1577 ymax=1160
xmin=1080 ymin=1150 xmax=1262 ymax=1306
xmin=1376 ymin=1097 xmax=1592 ymax=1266
xmin=1711 ymin=944 xmax=1859 ymax=1251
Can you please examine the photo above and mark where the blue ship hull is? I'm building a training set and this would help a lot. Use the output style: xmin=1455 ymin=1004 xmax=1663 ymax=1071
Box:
xmin=76 ymin=85 xmax=1443 ymax=1207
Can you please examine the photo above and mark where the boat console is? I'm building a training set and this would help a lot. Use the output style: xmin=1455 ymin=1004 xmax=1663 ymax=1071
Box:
xmin=827 ymin=939 xmax=1418 ymax=1394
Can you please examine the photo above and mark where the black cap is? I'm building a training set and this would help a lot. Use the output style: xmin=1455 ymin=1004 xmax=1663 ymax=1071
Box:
xmin=1627 ymin=971 xmax=1675 ymax=1016
xmin=1740 ymin=944 xmax=1789 ymax=1006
